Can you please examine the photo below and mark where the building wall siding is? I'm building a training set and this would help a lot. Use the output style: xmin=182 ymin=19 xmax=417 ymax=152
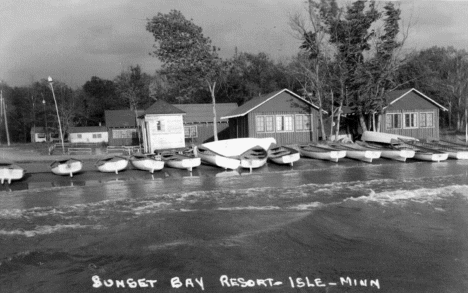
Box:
xmin=247 ymin=110 xmax=318 ymax=145
xmin=184 ymin=122 xmax=230 ymax=145
xmin=381 ymin=108 xmax=440 ymax=139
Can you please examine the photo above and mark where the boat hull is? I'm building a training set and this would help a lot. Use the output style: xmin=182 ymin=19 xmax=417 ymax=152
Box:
xmin=299 ymin=145 xmax=346 ymax=162
xmin=0 ymin=164 xmax=25 ymax=184
xmin=51 ymin=159 xmax=83 ymax=177
xmin=96 ymin=157 xmax=128 ymax=174
xmin=448 ymin=151 xmax=468 ymax=160
xmin=194 ymin=146 xmax=240 ymax=170
xmin=268 ymin=146 xmax=300 ymax=166
xmin=344 ymin=150 xmax=380 ymax=163
xmin=165 ymin=157 xmax=201 ymax=171
xmin=379 ymin=149 xmax=415 ymax=162
xmin=130 ymin=156 xmax=164 ymax=173
xmin=413 ymin=152 xmax=449 ymax=162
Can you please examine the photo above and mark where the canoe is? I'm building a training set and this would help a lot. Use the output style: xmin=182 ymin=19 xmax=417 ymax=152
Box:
xmin=0 ymin=163 xmax=25 ymax=184
xmin=130 ymin=154 xmax=165 ymax=173
xmin=298 ymin=144 xmax=346 ymax=162
xmin=356 ymin=141 xmax=415 ymax=162
xmin=413 ymin=139 xmax=468 ymax=160
xmin=239 ymin=147 xmax=268 ymax=172
xmin=402 ymin=141 xmax=449 ymax=162
xmin=361 ymin=131 xmax=418 ymax=144
xmin=161 ymin=152 xmax=201 ymax=172
xmin=325 ymin=143 xmax=381 ymax=163
xmin=268 ymin=146 xmax=300 ymax=166
xmin=96 ymin=156 xmax=128 ymax=174
xmin=50 ymin=158 xmax=83 ymax=177
xmin=193 ymin=145 xmax=240 ymax=170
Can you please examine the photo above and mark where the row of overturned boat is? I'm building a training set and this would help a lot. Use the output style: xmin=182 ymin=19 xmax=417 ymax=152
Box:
xmin=1 ymin=132 xmax=467 ymax=185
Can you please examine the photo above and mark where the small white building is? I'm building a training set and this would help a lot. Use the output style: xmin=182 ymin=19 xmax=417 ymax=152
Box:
xmin=30 ymin=126 xmax=47 ymax=143
xmin=139 ymin=100 xmax=186 ymax=153
xmin=68 ymin=126 xmax=108 ymax=143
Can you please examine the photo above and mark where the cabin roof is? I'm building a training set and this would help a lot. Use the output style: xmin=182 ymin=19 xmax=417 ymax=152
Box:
xmin=143 ymin=99 xmax=186 ymax=116
xmin=68 ymin=126 xmax=108 ymax=133
xmin=174 ymin=103 xmax=238 ymax=123
xmin=221 ymin=88 xmax=322 ymax=119
xmin=105 ymin=110 xmax=144 ymax=127
xmin=385 ymin=88 xmax=448 ymax=111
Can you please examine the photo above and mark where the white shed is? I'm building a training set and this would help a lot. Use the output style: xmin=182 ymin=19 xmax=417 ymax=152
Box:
xmin=68 ymin=126 xmax=108 ymax=143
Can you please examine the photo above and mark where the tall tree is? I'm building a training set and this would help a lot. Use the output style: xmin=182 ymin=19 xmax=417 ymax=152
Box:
xmin=146 ymin=10 xmax=227 ymax=141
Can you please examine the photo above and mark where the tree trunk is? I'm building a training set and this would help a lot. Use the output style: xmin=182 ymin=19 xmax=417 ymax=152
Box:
xmin=359 ymin=113 xmax=368 ymax=134
xmin=208 ymin=82 xmax=218 ymax=141
xmin=329 ymin=91 xmax=334 ymax=140
xmin=335 ymin=100 xmax=343 ymax=142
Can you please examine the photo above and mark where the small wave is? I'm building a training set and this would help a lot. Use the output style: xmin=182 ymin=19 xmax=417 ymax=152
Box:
xmin=217 ymin=206 xmax=281 ymax=211
xmin=348 ymin=185 xmax=468 ymax=205
xmin=0 ymin=224 xmax=103 ymax=237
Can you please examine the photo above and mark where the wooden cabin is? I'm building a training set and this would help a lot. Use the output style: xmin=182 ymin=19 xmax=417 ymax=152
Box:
xmin=173 ymin=103 xmax=237 ymax=145
xmin=139 ymin=100 xmax=186 ymax=153
xmin=221 ymin=89 xmax=321 ymax=146
xmin=105 ymin=110 xmax=143 ymax=146
xmin=68 ymin=126 xmax=108 ymax=143
xmin=381 ymin=88 xmax=448 ymax=139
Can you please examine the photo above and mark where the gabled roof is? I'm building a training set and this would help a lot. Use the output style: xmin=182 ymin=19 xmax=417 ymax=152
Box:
xmin=143 ymin=99 xmax=186 ymax=116
xmin=174 ymin=103 xmax=238 ymax=123
xmin=105 ymin=110 xmax=144 ymax=127
xmin=30 ymin=126 xmax=46 ymax=133
xmin=385 ymin=88 xmax=448 ymax=111
xmin=68 ymin=126 xmax=108 ymax=133
xmin=221 ymin=89 xmax=321 ymax=119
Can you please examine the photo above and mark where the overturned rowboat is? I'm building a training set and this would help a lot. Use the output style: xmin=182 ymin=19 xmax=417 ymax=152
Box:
xmin=50 ymin=158 xmax=83 ymax=177
xmin=268 ymin=146 xmax=300 ymax=166
xmin=96 ymin=156 xmax=128 ymax=174
xmin=0 ymin=163 xmax=25 ymax=184
xmin=130 ymin=154 xmax=164 ymax=173
xmin=356 ymin=141 xmax=415 ymax=162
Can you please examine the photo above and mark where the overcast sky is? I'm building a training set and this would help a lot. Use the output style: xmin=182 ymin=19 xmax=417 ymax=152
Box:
xmin=1 ymin=0 xmax=468 ymax=88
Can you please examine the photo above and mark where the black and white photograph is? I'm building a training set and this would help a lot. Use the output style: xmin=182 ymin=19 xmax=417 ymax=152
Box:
xmin=1 ymin=0 xmax=468 ymax=292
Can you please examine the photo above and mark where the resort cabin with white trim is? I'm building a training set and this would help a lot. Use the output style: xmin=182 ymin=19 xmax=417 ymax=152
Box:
xmin=221 ymin=89 xmax=321 ymax=146
xmin=68 ymin=126 xmax=108 ymax=143
xmin=382 ymin=88 xmax=448 ymax=140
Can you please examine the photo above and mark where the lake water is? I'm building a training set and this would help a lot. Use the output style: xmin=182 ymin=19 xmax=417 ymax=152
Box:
xmin=1 ymin=159 xmax=468 ymax=292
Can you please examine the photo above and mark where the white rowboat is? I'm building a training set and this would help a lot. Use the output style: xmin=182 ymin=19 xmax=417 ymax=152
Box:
xmin=356 ymin=141 xmax=415 ymax=162
xmin=96 ymin=156 xmax=128 ymax=174
xmin=161 ymin=153 xmax=201 ymax=172
xmin=325 ymin=143 xmax=381 ymax=163
xmin=361 ymin=131 xmax=418 ymax=144
xmin=130 ymin=155 xmax=165 ymax=173
xmin=268 ymin=146 xmax=300 ymax=166
xmin=299 ymin=144 xmax=346 ymax=163
xmin=239 ymin=147 xmax=268 ymax=172
xmin=193 ymin=145 xmax=240 ymax=170
xmin=0 ymin=163 xmax=25 ymax=184
xmin=50 ymin=158 xmax=83 ymax=177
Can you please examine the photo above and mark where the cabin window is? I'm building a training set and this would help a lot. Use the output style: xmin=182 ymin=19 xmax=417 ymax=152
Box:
xmin=156 ymin=120 xmax=165 ymax=132
xmin=92 ymin=133 xmax=102 ymax=138
xmin=404 ymin=112 xmax=418 ymax=129
xmin=256 ymin=115 xmax=274 ymax=133
xmin=295 ymin=114 xmax=312 ymax=131
xmin=77 ymin=134 xmax=82 ymax=139
xmin=276 ymin=115 xmax=294 ymax=132
xmin=386 ymin=113 xmax=401 ymax=129
xmin=184 ymin=125 xmax=198 ymax=138
xmin=420 ymin=112 xmax=434 ymax=128
xmin=113 ymin=129 xmax=136 ymax=138
xmin=37 ymin=133 xmax=46 ymax=138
